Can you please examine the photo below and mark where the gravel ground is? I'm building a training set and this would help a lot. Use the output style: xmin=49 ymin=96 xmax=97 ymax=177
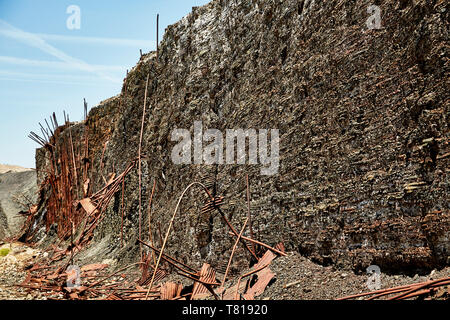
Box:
xmin=0 ymin=242 xmax=63 ymax=300
xmin=1 ymin=243 xmax=448 ymax=300
xmin=257 ymin=251 xmax=449 ymax=300
xmin=0 ymin=242 xmax=40 ymax=300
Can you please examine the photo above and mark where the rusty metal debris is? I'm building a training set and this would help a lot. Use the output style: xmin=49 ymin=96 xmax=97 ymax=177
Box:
xmin=18 ymin=175 xmax=286 ymax=301
xmin=338 ymin=277 xmax=450 ymax=300
xmin=27 ymin=113 xmax=286 ymax=300
xmin=243 ymin=250 xmax=276 ymax=300
xmin=243 ymin=267 xmax=275 ymax=300
xmin=246 ymin=174 xmax=256 ymax=256
xmin=201 ymin=196 xmax=224 ymax=214
xmin=192 ymin=264 xmax=218 ymax=300
xmin=146 ymin=182 xmax=230 ymax=298
xmin=227 ymin=232 xmax=287 ymax=257
xmin=160 ymin=281 xmax=183 ymax=300
xmin=218 ymin=243 xmax=284 ymax=300
xmin=138 ymin=74 xmax=151 ymax=259
xmin=137 ymin=251 xmax=167 ymax=286
xmin=138 ymin=239 xmax=197 ymax=277
xmin=221 ymin=217 xmax=249 ymax=287
xmin=156 ymin=14 xmax=159 ymax=58
xmin=16 ymin=241 xmax=282 ymax=301
xmin=147 ymin=178 xmax=157 ymax=264
xmin=239 ymin=245 xmax=281 ymax=300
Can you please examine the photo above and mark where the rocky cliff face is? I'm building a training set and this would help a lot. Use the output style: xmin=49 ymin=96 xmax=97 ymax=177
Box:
xmin=24 ymin=0 xmax=448 ymax=275
xmin=0 ymin=169 xmax=37 ymax=239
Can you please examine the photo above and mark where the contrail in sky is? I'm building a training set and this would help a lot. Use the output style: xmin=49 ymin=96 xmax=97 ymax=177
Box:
xmin=36 ymin=33 xmax=155 ymax=48
xmin=0 ymin=19 xmax=122 ymax=84
xmin=0 ymin=55 xmax=124 ymax=72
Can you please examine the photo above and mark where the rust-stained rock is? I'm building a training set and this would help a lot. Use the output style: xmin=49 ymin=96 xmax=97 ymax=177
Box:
xmin=24 ymin=0 xmax=448 ymax=275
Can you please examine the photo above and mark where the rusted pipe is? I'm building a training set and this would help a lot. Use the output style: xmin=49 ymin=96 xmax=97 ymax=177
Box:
xmin=138 ymin=74 xmax=150 ymax=259
xmin=222 ymin=217 xmax=248 ymax=288
xmin=227 ymin=232 xmax=286 ymax=256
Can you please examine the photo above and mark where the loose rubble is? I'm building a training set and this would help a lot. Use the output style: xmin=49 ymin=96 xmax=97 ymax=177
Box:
xmin=9 ymin=0 xmax=449 ymax=301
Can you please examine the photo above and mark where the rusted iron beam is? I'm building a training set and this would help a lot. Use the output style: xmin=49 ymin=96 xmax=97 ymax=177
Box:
xmin=83 ymin=98 xmax=88 ymax=120
xmin=39 ymin=122 xmax=50 ymax=141
xmin=28 ymin=133 xmax=45 ymax=147
xmin=216 ymin=207 xmax=258 ymax=260
xmin=234 ymin=263 xmax=271 ymax=300
xmin=40 ymin=128 xmax=49 ymax=143
xmin=338 ymin=277 xmax=450 ymax=300
xmin=44 ymin=118 xmax=54 ymax=137
xmin=148 ymin=179 xmax=157 ymax=265
xmin=192 ymin=264 xmax=219 ymax=300
xmin=227 ymin=232 xmax=286 ymax=256
xmin=79 ymin=262 xmax=145 ymax=294
xmin=389 ymin=278 xmax=450 ymax=300
xmin=156 ymin=14 xmax=159 ymax=58
xmin=246 ymin=174 xmax=256 ymax=255
xmin=222 ymin=217 xmax=248 ymax=288
xmin=177 ymin=272 xmax=221 ymax=287
xmin=52 ymin=112 xmax=58 ymax=128
xmin=137 ymin=239 xmax=197 ymax=275
xmin=138 ymin=74 xmax=150 ymax=259
xmin=201 ymin=196 xmax=224 ymax=214
xmin=67 ymin=116 xmax=78 ymax=197
xmin=121 ymin=178 xmax=125 ymax=248
xmin=29 ymin=131 xmax=46 ymax=145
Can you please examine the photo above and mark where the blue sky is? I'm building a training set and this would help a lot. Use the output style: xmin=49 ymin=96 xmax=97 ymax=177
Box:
xmin=0 ymin=0 xmax=210 ymax=168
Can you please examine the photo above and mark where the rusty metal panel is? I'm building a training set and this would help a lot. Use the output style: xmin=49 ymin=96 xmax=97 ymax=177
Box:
xmin=243 ymin=267 xmax=275 ymax=300
xmin=192 ymin=263 xmax=217 ymax=300
xmin=160 ymin=281 xmax=182 ymax=300
xmin=79 ymin=198 xmax=97 ymax=216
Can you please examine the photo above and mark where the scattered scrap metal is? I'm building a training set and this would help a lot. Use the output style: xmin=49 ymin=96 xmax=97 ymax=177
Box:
xmin=26 ymin=119 xmax=287 ymax=300
xmin=338 ymin=277 xmax=450 ymax=300
xmin=15 ymin=237 xmax=285 ymax=300
xmin=17 ymin=171 xmax=285 ymax=299
xmin=26 ymin=112 xmax=446 ymax=301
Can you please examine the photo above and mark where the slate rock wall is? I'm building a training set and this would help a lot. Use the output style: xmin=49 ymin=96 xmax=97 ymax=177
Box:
xmin=30 ymin=0 xmax=448 ymax=275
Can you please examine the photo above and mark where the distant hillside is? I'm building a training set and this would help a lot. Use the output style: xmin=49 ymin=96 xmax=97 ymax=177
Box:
xmin=0 ymin=165 xmax=37 ymax=240
xmin=0 ymin=164 xmax=33 ymax=174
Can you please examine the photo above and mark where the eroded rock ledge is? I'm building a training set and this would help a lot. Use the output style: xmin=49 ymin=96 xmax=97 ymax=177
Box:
xmin=23 ymin=0 xmax=448 ymax=275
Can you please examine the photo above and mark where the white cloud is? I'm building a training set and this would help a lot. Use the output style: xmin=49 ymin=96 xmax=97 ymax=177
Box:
xmin=0 ymin=55 xmax=125 ymax=72
xmin=0 ymin=19 xmax=122 ymax=84
xmin=0 ymin=70 xmax=118 ymax=86
xmin=36 ymin=33 xmax=155 ymax=48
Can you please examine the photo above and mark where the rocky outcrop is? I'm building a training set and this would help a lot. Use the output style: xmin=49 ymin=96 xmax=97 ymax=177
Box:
xmin=0 ymin=169 xmax=37 ymax=239
xmin=25 ymin=0 xmax=448 ymax=275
